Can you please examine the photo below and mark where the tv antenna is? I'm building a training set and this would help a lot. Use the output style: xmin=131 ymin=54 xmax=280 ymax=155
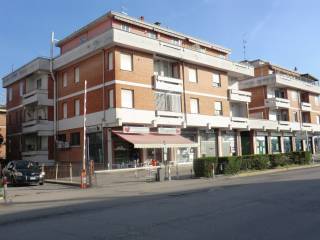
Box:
xmin=242 ymin=35 xmax=247 ymax=60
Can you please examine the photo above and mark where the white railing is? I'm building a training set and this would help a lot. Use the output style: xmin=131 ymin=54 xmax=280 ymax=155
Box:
xmin=154 ymin=75 xmax=183 ymax=93
xmin=228 ymin=88 xmax=251 ymax=102
xmin=301 ymin=102 xmax=312 ymax=111
xmin=265 ymin=97 xmax=290 ymax=108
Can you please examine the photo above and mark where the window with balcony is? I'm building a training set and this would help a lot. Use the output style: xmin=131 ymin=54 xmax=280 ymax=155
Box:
xmin=275 ymin=110 xmax=288 ymax=121
xmin=63 ymin=72 xmax=68 ymax=87
xmin=215 ymin=101 xmax=223 ymax=116
xmin=121 ymin=89 xmax=134 ymax=108
xmin=190 ymin=98 xmax=199 ymax=114
xmin=154 ymin=59 xmax=179 ymax=78
xmin=75 ymin=67 xmax=80 ymax=83
xmin=120 ymin=53 xmax=133 ymax=71
xmin=188 ymin=68 xmax=197 ymax=83
xmin=212 ymin=73 xmax=221 ymax=88
xmin=70 ymin=132 xmax=80 ymax=146
xmin=155 ymin=92 xmax=181 ymax=113
xmin=275 ymin=89 xmax=286 ymax=99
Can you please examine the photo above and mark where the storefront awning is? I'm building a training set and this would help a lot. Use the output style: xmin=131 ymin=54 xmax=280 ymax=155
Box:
xmin=112 ymin=131 xmax=198 ymax=149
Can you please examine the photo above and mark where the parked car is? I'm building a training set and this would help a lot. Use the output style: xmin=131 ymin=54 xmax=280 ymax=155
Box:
xmin=2 ymin=160 xmax=45 ymax=185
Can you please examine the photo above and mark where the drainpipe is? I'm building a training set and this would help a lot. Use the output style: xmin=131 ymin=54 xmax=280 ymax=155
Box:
xmin=181 ymin=62 xmax=187 ymax=127
xmin=101 ymin=49 xmax=106 ymax=167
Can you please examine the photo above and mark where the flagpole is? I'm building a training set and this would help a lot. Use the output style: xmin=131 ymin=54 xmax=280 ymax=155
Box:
xmin=81 ymin=80 xmax=87 ymax=188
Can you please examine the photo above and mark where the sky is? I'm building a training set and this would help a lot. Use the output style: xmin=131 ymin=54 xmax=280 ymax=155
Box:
xmin=0 ymin=0 xmax=320 ymax=104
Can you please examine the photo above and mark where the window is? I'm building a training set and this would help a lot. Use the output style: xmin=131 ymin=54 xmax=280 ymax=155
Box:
xmin=293 ymin=111 xmax=299 ymax=122
xmin=155 ymin=92 xmax=181 ymax=112
xmin=109 ymin=89 xmax=114 ymax=108
xmin=275 ymin=89 xmax=285 ymax=98
xmin=120 ymin=53 xmax=133 ymax=71
xmin=121 ymin=24 xmax=130 ymax=32
xmin=8 ymin=88 xmax=12 ymax=101
xmin=212 ymin=73 xmax=221 ymax=87
xmin=214 ymin=101 xmax=223 ymax=116
xmin=70 ymin=132 xmax=80 ymax=146
xmin=108 ymin=52 xmax=113 ymax=70
xmin=75 ymin=99 xmax=80 ymax=116
xmin=291 ymin=90 xmax=298 ymax=101
xmin=188 ymin=68 xmax=197 ymax=83
xmin=190 ymin=98 xmax=199 ymax=114
xmin=57 ymin=134 xmax=66 ymax=142
xmin=317 ymin=115 xmax=320 ymax=124
xmin=315 ymin=95 xmax=320 ymax=106
xmin=75 ymin=67 xmax=80 ymax=83
xmin=36 ymin=79 xmax=42 ymax=89
xmin=121 ymin=89 xmax=133 ymax=108
xmin=63 ymin=72 xmax=68 ymax=87
xmin=19 ymin=82 xmax=24 ymax=96
xmin=171 ymin=39 xmax=181 ymax=46
xmin=147 ymin=31 xmax=157 ymax=39
xmin=63 ymin=103 xmax=67 ymax=119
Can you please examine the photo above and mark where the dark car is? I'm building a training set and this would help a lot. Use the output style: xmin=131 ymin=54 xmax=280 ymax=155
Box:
xmin=2 ymin=160 xmax=45 ymax=185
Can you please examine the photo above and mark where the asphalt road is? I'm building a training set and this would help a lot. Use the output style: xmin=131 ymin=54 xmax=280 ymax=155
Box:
xmin=1 ymin=167 xmax=320 ymax=240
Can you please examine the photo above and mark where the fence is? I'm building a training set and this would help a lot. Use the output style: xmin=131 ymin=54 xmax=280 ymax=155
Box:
xmin=44 ymin=163 xmax=82 ymax=183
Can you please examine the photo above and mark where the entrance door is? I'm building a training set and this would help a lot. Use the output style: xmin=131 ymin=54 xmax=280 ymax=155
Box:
xmin=240 ymin=131 xmax=250 ymax=155
xmin=87 ymin=132 xmax=103 ymax=166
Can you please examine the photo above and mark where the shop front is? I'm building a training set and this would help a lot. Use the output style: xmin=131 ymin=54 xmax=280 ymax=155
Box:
xmin=283 ymin=133 xmax=293 ymax=153
xmin=255 ymin=131 xmax=268 ymax=154
xmin=111 ymin=127 xmax=198 ymax=169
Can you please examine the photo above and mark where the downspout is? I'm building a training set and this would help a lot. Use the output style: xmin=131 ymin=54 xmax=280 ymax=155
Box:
xmin=181 ymin=62 xmax=187 ymax=127
xmin=102 ymin=49 xmax=106 ymax=167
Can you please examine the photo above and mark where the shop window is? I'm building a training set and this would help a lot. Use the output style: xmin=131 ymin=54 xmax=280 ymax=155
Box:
xmin=271 ymin=136 xmax=280 ymax=153
xmin=200 ymin=130 xmax=216 ymax=157
xmin=70 ymin=132 xmax=80 ymax=146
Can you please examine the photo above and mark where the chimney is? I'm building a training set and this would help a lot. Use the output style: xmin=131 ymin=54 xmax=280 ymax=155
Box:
xmin=154 ymin=22 xmax=161 ymax=26
xmin=140 ymin=16 xmax=144 ymax=21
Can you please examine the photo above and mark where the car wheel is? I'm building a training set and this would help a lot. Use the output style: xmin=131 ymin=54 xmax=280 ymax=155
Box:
xmin=39 ymin=181 xmax=44 ymax=185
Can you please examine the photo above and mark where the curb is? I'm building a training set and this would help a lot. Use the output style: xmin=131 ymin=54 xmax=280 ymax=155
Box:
xmin=229 ymin=164 xmax=320 ymax=178
xmin=45 ymin=179 xmax=80 ymax=187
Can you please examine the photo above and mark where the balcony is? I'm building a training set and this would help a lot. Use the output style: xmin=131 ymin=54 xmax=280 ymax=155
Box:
xmin=301 ymin=102 xmax=312 ymax=112
xmin=230 ymin=116 xmax=248 ymax=129
xmin=22 ymin=89 xmax=53 ymax=106
xmin=228 ymin=89 xmax=251 ymax=103
xmin=153 ymin=75 xmax=183 ymax=93
xmin=22 ymin=119 xmax=53 ymax=136
xmin=265 ymin=97 xmax=290 ymax=109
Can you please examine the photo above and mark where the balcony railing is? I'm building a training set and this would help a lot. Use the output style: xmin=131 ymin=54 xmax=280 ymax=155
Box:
xmin=22 ymin=88 xmax=53 ymax=106
xmin=153 ymin=75 xmax=183 ymax=93
xmin=228 ymin=89 xmax=251 ymax=103
xmin=265 ymin=97 xmax=290 ymax=109
xmin=301 ymin=102 xmax=312 ymax=112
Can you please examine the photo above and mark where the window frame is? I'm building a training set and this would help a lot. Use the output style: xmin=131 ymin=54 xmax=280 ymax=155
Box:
xmin=188 ymin=67 xmax=198 ymax=83
xmin=214 ymin=101 xmax=223 ymax=116
xmin=120 ymin=52 xmax=133 ymax=71
xmin=121 ymin=24 xmax=130 ymax=32
xmin=63 ymin=72 xmax=68 ymax=87
xmin=74 ymin=67 xmax=80 ymax=83
xmin=109 ymin=89 xmax=114 ymax=108
xmin=19 ymin=82 xmax=24 ymax=96
xmin=108 ymin=52 xmax=114 ymax=70
xmin=74 ymin=99 xmax=80 ymax=116
xmin=121 ymin=89 xmax=134 ymax=109
xmin=63 ymin=102 xmax=68 ymax=119
xmin=212 ymin=73 xmax=221 ymax=88
xmin=190 ymin=98 xmax=199 ymax=114
xmin=70 ymin=132 xmax=80 ymax=146
xmin=8 ymin=87 xmax=12 ymax=102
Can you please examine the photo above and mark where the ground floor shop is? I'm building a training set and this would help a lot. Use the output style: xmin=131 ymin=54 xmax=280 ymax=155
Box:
xmin=55 ymin=125 xmax=320 ymax=169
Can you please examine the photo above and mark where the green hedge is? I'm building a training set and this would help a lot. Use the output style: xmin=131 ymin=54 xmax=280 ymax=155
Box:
xmin=194 ymin=151 xmax=312 ymax=177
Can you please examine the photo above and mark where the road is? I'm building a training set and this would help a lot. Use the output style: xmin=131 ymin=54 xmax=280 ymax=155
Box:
xmin=1 ymin=166 xmax=320 ymax=239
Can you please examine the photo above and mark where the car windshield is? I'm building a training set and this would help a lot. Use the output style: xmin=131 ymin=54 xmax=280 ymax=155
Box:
xmin=15 ymin=161 xmax=39 ymax=170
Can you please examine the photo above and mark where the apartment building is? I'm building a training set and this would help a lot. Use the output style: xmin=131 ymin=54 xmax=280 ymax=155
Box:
xmin=239 ymin=59 xmax=320 ymax=155
xmin=2 ymin=58 xmax=54 ymax=164
xmin=2 ymin=11 xmax=318 ymax=168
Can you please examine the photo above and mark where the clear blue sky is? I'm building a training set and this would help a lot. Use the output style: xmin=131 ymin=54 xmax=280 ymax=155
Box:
xmin=1 ymin=0 xmax=320 ymax=103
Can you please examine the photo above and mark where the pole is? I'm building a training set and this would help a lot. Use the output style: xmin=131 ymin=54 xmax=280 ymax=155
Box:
xmin=81 ymin=80 xmax=88 ymax=189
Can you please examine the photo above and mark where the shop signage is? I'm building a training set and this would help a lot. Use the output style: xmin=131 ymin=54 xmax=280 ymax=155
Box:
xmin=123 ymin=126 xmax=150 ymax=134
xmin=158 ymin=128 xmax=181 ymax=135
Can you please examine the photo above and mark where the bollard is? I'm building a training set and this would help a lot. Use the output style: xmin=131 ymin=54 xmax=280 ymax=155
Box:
xmin=55 ymin=163 xmax=59 ymax=180
xmin=168 ymin=164 xmax=171 ymax=181
xmin=3 ymin=177 xmax=8 ymax=203
xmin=176 ymin=162 xmax=179 ymax=180
xmin=69 ymin=162 xmax=73 ymax=183
xmin=212 ymin=163 xmax=215 ymax=179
